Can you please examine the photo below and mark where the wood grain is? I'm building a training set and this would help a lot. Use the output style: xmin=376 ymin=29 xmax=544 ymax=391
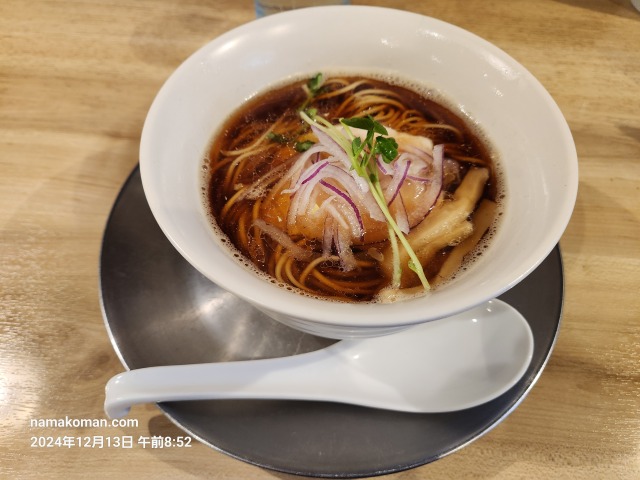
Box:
xmin=1 ymin=0 xmax=639 ymax=478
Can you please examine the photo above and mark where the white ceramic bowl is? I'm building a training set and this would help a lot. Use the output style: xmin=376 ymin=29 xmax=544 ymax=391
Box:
xmin=140 ymin=6 xmax=578 ymax=339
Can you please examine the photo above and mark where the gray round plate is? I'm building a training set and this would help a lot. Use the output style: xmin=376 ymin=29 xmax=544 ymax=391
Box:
xmin=100 ymin=166 xmax=563 ymax=478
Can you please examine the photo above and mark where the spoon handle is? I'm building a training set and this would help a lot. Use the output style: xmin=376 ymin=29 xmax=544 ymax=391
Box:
xmin=104 ymin=348 xmax=339 ymax=419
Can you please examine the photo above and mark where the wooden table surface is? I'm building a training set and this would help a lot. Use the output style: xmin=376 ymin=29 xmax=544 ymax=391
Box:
xmin=1 ymin=0 xmax=639 ymax=478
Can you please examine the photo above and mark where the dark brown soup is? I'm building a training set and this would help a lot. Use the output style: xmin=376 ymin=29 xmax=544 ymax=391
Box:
xmin=204 ymin=74 xmax=500 ymax=302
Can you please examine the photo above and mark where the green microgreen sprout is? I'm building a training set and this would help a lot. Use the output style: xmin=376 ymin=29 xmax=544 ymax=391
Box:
xmin=266 ymin=131 xmax=314 ymax=152
xmin=265 ymin=74 xmax=328 ymax=152
xmin=307 ymin=72 xmax=324 ymax=94
xmin=294 ymin=140 xmax=315 ymax=152
xmin=299 ymin=73 xmax=325 ymax=112
xmin=266 ymin=132 xmax=288 ymax=144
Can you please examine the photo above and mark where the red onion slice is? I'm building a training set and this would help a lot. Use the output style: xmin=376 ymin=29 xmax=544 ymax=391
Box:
xmin=287 ymin=180 xmax=316 ymax=227
xmin=335 ymin=226 xmax=357 ymax=271
xmin=376 ymin=155 xmax=393 ymax=176
xmin=381 ymin=143 xmax=444 ymax=227
xmin=301 ymin=160 xmax=330 ymax=185
xmin=319 ymin=179 xmax=364 ymax=238
xmin=321 ymin=215 xmax=356 ymax=271
xmin=252 ymin=219 xmax=313 ymax=261
xmin=279 ymin=144 xmax=330 ymax=194
xmin=386 ymin=157 xmax=411 ymax=205
xmin=321 ymin=200 xmax=350 ymax=231
xmin=310 ymin=124 xmax=350 ymax=167
xmin=420 ymin=143 xmax=444 ymax=216
xmin=394 ymin=193 xmax=410 ymax=234
xmin=322 ymin=217 xmax=335 ymax=257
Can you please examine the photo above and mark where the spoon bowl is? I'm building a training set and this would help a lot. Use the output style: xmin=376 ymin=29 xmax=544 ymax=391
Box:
xmin=104 ymin=299 xmax=533 ymax=419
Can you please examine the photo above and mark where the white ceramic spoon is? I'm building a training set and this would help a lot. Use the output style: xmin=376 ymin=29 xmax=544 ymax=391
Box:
xmin=104 ymin=299 xmax=533 ymax=418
